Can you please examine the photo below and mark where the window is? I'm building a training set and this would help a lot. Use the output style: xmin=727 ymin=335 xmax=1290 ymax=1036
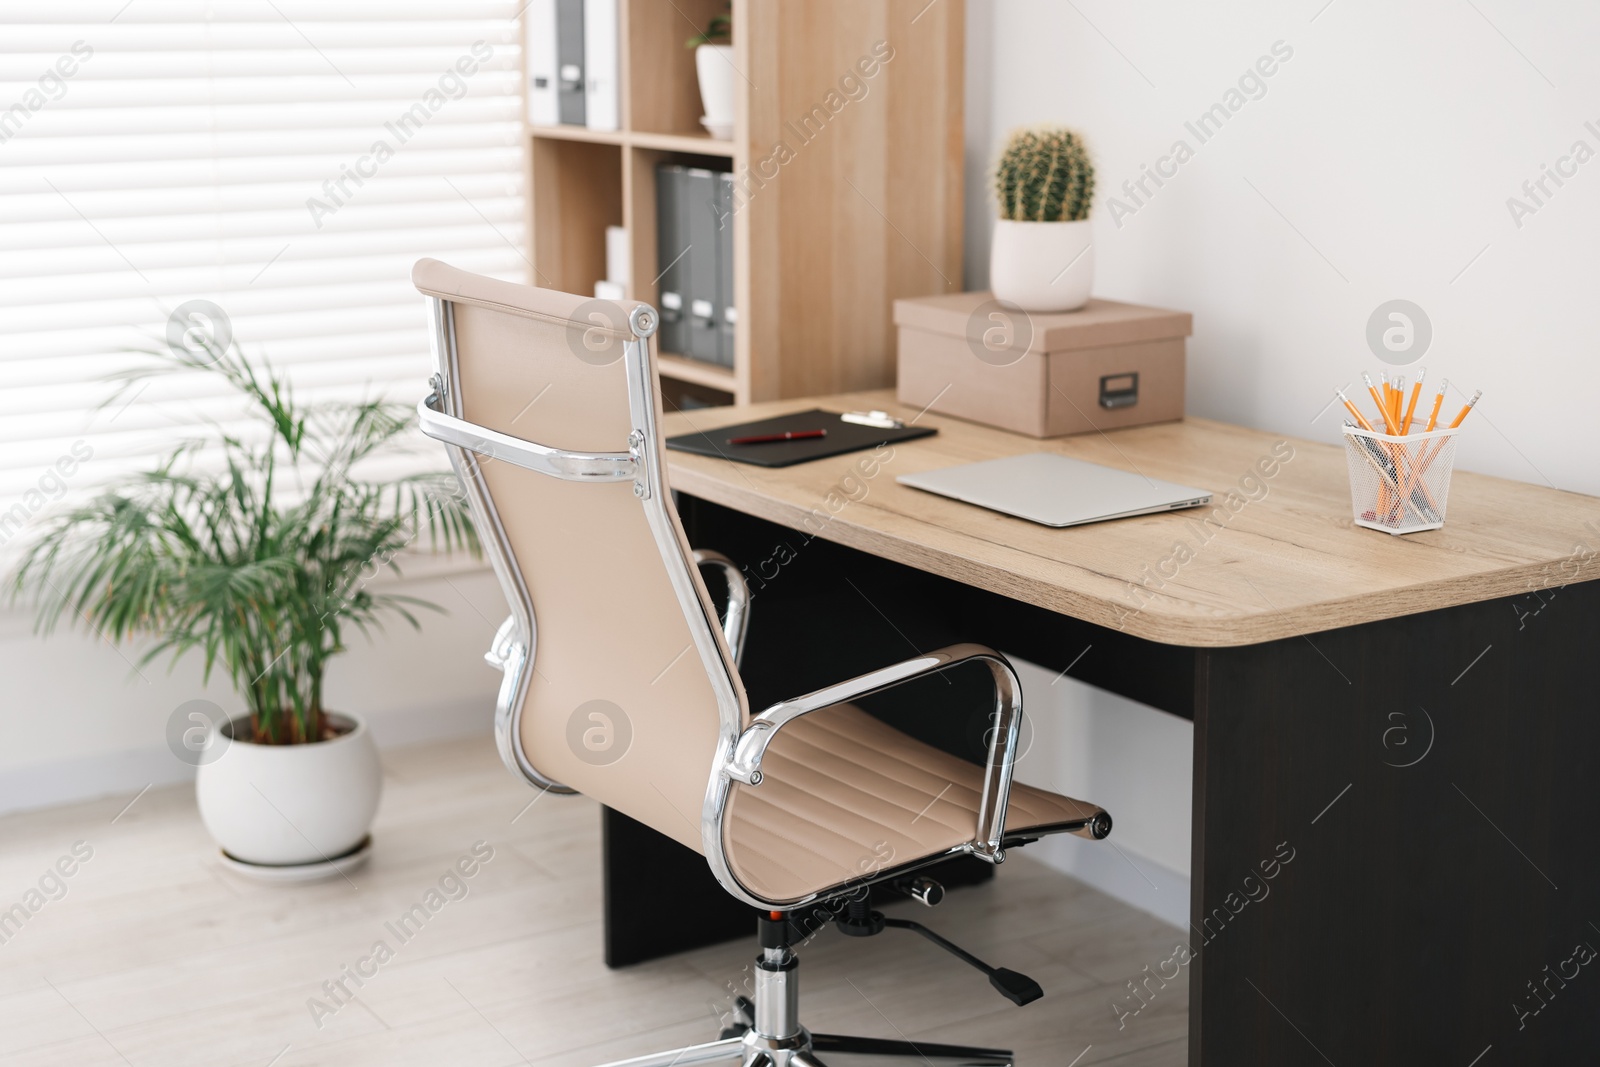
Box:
xmin=0 ymin=2 xmax=525 ymax=548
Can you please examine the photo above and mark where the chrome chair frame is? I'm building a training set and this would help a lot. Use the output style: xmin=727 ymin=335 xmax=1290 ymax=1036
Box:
xmin=418 ymin=291 xmax=1108 ymax=1066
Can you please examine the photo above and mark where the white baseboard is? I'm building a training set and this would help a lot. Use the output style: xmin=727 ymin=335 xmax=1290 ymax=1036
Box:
xmin=0 ymin=747 xmax=199 ymax=818
xmin=0 ymin=697 xmax=494 ymax=817
xmin=1026 ymin=831 xmax=1190 ymax=930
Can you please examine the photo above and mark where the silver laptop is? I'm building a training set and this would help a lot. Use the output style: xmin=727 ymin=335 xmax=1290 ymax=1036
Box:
xmin=897 ymin=452 xmax=1212 ymax=528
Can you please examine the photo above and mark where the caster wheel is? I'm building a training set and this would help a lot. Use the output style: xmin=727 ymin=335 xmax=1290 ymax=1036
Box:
xmin=718 ymin=995 xmax=755 ymax=1038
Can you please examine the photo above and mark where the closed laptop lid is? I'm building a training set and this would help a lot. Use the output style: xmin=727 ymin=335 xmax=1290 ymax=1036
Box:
xmin=897 ymin=452 xmax=1212 ymax=528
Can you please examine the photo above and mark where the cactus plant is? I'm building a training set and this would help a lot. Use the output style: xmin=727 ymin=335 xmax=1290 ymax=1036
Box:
xmin=994 ymin=125 xmax=1094 ymax=222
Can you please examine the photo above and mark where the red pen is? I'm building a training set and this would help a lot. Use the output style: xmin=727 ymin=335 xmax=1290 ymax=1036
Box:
xmin=727 ymin=429 xmax=827 ymax=445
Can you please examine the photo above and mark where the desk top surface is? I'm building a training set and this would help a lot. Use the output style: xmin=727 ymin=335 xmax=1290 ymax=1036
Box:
xmin=663 ymin=390 xmax=1600 ymax=647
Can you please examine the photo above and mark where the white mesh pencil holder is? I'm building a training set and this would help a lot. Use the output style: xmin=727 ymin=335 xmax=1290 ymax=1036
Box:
xmin=1341 ymin=425 xmax=1459 ymax=535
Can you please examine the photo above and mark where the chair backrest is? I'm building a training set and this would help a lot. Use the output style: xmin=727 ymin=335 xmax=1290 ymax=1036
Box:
xmin=413 ymin=259 xmax=747 ymax=856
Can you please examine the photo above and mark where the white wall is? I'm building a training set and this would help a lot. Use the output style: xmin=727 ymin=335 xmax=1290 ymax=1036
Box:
xmin=966 ymin=0 xmax=1600 ymax=496
xmin=0 ymin=565 xmax=506 ymax=815
xmin=967 ymin=0 xmax=1600 ymax=928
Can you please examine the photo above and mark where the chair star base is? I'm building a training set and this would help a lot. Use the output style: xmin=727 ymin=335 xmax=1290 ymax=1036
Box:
xmin=589 ymin=1032 xmax=1013 ymax=1067
xmin=590 ymin=916 xmax=1015 ymax=1067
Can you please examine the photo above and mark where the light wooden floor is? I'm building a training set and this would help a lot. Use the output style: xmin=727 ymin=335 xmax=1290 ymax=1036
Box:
xmin=0 ymin=738 xmax=1188 ymax=1066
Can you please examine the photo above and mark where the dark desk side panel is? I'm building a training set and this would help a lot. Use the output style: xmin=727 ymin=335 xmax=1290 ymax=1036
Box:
xmin=1189 ymin=580 xmax=1600 ymax=1066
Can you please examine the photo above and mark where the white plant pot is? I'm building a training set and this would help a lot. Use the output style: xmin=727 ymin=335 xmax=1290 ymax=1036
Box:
xmin=197 ymin=712 xmax=381 ymax=867
xmin=695 ymin=44 xmax=736 ymax=135
xmin=989 ymin=218 xmax=1095 ymax=312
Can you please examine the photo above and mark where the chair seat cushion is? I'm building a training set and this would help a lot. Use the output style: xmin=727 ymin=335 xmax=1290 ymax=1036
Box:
xmin=723 ymin=702 xmax=1104 ymax=905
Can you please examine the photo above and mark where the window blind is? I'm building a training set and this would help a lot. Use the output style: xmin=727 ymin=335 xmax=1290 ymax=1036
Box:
xmin=0 ymin=1 xmax=525 ymax=543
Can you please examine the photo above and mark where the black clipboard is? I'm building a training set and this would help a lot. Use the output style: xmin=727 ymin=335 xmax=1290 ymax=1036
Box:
xmin=665 ymin=408 xmax=936 ymax=468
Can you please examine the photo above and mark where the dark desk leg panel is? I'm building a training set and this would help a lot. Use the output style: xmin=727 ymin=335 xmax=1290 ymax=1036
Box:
xmin=1189 ymin=581 xmax=1600 ymax=1065
xmin=603 ymin=806 xmax=754 ymax=968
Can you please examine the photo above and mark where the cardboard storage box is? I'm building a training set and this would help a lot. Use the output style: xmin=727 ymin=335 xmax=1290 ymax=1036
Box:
xmin=894 ymin=292 xmax=1191 ymax=438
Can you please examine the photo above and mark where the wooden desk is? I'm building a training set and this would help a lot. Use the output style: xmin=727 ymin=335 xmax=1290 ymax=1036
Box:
xmin=664 ymin=391 xmax=1600 ymax=646
xmin=609 ymin=391 xmax=1600 ymax=1066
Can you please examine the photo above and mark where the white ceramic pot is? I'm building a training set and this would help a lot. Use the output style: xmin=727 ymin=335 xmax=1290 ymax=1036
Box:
xmin=695 ymin=44 xmax=735 ymax=136
xmin=989 ymin=218 xmax=1094 ymax=312
xmin=197 ymin=712 xmax=381 ymax=866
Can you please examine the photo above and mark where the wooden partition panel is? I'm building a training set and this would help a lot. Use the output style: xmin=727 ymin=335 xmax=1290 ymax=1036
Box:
xmin=742 ymin=0 xmax=964 ymax=399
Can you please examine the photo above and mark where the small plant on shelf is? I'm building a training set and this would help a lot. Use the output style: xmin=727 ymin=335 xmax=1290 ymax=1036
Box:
xmin=685 ymin=2 xmax=731 ymax=48
xmin=687 ymin=2 xmax=735 ymax=139
xmin=989 ymin=124 xmax=1098 ymax=312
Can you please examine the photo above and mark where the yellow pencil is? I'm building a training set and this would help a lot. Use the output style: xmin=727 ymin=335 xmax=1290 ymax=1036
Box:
xmin=1337 ymin=389 xmax=1375 ymax=432
xmin=1363 ymin=372 xmax=1400 ymax=434
xmin=1423 ymin=379 xmax=1447 ymax=432
xmin=1448 ymin=389 xmax=1483 ymax=429
xmin=1401 ymin=368 xmax=1426 ymax=435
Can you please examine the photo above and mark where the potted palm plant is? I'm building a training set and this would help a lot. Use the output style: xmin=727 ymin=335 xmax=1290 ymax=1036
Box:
xmin=10 ymin=339 xmax=476 ymax=877
xmin=990 ymin=125 xmax=1097 ymax=311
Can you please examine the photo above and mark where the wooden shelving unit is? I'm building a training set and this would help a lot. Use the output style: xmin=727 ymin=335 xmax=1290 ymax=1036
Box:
xmin=521 ymin=0 xmax=965 ymax=404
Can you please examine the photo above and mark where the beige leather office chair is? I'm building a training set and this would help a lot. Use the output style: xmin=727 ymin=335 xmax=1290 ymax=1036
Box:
xmin=414 ymin=259 xmax=1111 ymax=1067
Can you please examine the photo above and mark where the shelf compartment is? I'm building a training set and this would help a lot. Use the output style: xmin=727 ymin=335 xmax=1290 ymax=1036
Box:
xmin=624 ymin=145 xmax=736 ymax=307
xmin=529 ymin=137 xmax=623 ymax=297
xmin=626 ymin=0 xmax=733 ymax=139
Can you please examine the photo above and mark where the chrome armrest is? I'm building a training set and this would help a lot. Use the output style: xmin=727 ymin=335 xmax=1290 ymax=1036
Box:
xmin=693 ymin=550 xmax=750 ymax=668
xmin=725 ymin=642 xmax=1024 ymax=862
xmin=417 ymin=392 xmax=638 ymax=483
